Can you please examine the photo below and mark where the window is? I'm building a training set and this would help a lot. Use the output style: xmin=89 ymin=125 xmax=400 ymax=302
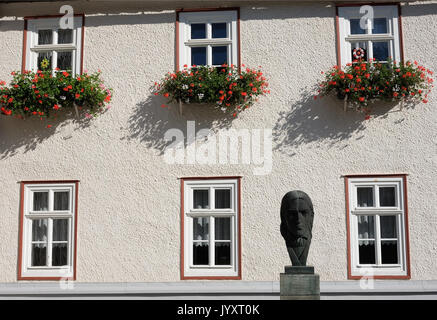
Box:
xmin=337 ymin=5 xmax=401 ymax=66
xmin=181 ymin=177 xmax=241 ymax=279
xmin=19 ymin=181 xmax=78 ymax=279
xmin=24 ymin=16 xmax=83 ymax=74
xmin=346 ymin=176 xmax=410 ymax=278
xmin=177 ymin=10 xmax=239 ymax=70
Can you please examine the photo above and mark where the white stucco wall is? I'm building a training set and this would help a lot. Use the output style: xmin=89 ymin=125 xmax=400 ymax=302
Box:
xmin=0 ymin=1 xmax=436 ymax=283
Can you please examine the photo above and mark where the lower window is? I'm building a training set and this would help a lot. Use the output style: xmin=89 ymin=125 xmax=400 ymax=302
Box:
xmin=346 ymin=175 xmax=410 ymax=279
xmin=181 ymin=177 xmax=241 ymax=279
xmin=19 ymin=181 xmax=78 ymax=280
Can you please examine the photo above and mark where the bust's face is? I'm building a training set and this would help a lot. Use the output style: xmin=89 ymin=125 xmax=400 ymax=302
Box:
xmin=285 ymin=198 xmax=313 ymax=240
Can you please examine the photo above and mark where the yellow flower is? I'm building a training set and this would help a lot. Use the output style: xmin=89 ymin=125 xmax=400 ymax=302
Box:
xmin=40 ymin=58 xmax=50 ymax=69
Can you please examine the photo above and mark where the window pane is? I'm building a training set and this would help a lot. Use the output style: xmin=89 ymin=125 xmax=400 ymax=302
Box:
xmin=379 ymin=187 xmax=396 ymax=207
xmin=32 ymin=219 xmax=48 ymax=241
xmin=215 ymin=242 xmax=231 ymax=265
xmin=37 ymin=52 xmax=52 ymax=70
xmin=58 ymin=29 xmax=73 ymax=44
xmin=52 ymin=243 xmax=68 ymax=266
xmin=193 ymin=242 xmax=209 ymax=265
xmin=31 ymin=243 xmax=47 ymax=266
xmin=193 ymin=217 xmax=209 ymax=240
xmin=372 ymin=18 xmax=388 ymax=34
xmin=33 ymin=192 xmax=49 ymax=211
xmin=381 ymin=240 xmax=398 ymax=264
xmin=57 ymin=51 xmax=73 ymax=71
xmin=54 ymin=191 xmax=69 ymax=211
xmin=212 ymin=46 xmax=227 ymax=66
xmin=38 ymin=29 xmax=53 ymax=45
xmin=193 ymin=189 xmax=209 ymax=209
xmin=191 ymin=23 xmax=206 ymax=39
xmin=358 ymin=240 xmax=375 ymax=264
xmin=212 ymin=23 xmax=227 ymax=38
xmin=373 ymin=41 xmax=389 ymax=61
xmin=357 ymin=187 xmax=373 ymax=207
xmin=53 ymin=219 xmax=69 ymax=241
xmin=215 ymin=217 xmax=230 ymax=240
xmin=191 ymin=47 xmax=207 ymax=66
xmin=215 ymin=189 xmax=231 ymax=209
xmin=350 ymin=19 xmax=366 ymax=34
xmin=357 ymin=215 xmax=375 ymax=239
xmin=351 ymin=42 xmax=368 ymax=62
xmin=380 ymin=215 xmax=397 ymax=239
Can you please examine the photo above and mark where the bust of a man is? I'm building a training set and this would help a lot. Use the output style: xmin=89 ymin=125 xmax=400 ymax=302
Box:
xmin=280 ymin=190 xmax=314 ymax=266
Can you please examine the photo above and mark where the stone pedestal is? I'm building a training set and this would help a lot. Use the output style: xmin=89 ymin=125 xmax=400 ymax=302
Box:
xmin=280 ymin=266 xmax=320 ymax=300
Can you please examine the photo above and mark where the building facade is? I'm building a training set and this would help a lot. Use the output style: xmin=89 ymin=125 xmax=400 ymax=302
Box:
xmin=0 ymin=0 xmax=436 ymax=298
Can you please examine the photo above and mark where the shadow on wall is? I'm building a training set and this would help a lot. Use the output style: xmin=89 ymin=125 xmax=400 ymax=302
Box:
xmin=0 ymin=112 xmax=98 ymax=160
xmin=272 ymin=88 xmax=404 ymax=157
xmin=123 ymin=95 xmax=237 ymax=154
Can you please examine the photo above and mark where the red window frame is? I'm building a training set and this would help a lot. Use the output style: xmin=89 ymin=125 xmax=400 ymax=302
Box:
xmin=335 ymin=2 xmax=405 ymax=66
xmin=180 ymin=176 xmax=242 ymax=280
xmin=175 ymin=7 xmax=241 ymax=72
xmin=22 ymin=14 xmax=85 ymax=74
xmin=344 ymin=174 xmax=411 ymax=280
xmin=18 ymin=180 xmax=79 ymax=281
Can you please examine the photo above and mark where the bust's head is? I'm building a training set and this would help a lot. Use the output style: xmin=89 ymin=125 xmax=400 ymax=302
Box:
xmin=280 ymin=190 xmax=314 ymax=254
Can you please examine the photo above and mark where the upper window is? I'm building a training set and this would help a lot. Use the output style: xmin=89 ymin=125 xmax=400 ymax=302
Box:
xmin=25 ymin=17 xmax=83 ymax=74
xmin=182 ymin=178 xmax=241 ymax=279
xmin=346 ymin=176 xmax=410 ymax=279
xmin=177 ymin=10 xmax=239 ymax=70
xmin=337 ymin=5 xmax=401 ymax=66
xmin=19 ymin=182 xmax=78 ymax=279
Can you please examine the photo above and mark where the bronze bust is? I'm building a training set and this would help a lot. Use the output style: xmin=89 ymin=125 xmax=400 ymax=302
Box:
xmin=280 ymin=190 xmax=314 ymax=266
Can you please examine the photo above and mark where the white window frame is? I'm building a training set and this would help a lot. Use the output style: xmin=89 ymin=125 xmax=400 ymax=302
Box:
xmin=183 ymin=178 xmax=240 ymax=278
xmin=25 ymin=17 xmax=83 ymax=75
xmin=178 ymin=10 xmax=238 ymax=70
xmin=20 ymin=182 xmax=76 ymax=279
xmin=348 ymin=177 xmax=408 ymax=277
xmin=337 ymin=5 xmax=401 ymax=66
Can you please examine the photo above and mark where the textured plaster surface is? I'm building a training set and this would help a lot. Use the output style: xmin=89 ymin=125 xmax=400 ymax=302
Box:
xmin=0 ymin=1 xmax=436 ymax=283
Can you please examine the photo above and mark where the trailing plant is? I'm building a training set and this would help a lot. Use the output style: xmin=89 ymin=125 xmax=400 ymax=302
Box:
xmin=0 ymin=59 xmax=112 ymax=121
xmin=152 ymin=64 xmax=270 ymax=116
xmin=316 ymin=59 xmax=433 ymax=112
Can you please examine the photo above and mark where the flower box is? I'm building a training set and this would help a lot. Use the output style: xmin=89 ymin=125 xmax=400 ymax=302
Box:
xmin=316 ymin=59 xmax=433 ymax=116
xmin=152 ymin=64 xmax=270 ymax=116
xmin=0 ymin=60 xmax=112 ymax=123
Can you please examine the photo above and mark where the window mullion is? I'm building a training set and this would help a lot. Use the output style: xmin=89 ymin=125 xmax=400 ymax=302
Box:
xmin=207 ymin=45 xmax=212 ymax=66
xmin=375 ymin=215 xmax=382 ymax=266
xmin=209 ymin=216 xmax=215 ymax=267
xmin=52 ymin=50 xmax=58 ymax=71
xmin=47 ymin=218 xmax=53 ymax=267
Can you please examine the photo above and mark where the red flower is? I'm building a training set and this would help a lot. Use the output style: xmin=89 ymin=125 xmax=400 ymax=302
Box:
xmin=359 ymin=97 xmax=365 ymax=102
xmin=241 ymin=92 xmax=247 ymax=96
xmin=46 ymin=124 xmax=52 ymax=128
xmin=161 ymin=104 xmax=167 ymax=108
xmin=75 ymin=93 xmax=81 ymax=99
xmin=365 ymin=115 xmax=371 ymax=120
xmin=163 ymin=93 xmax=169 ymax=98
xmin=53 ymin=104 xmax=60 ymax=110
xmin=62 ymin=71 xmax=69 ymax=77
